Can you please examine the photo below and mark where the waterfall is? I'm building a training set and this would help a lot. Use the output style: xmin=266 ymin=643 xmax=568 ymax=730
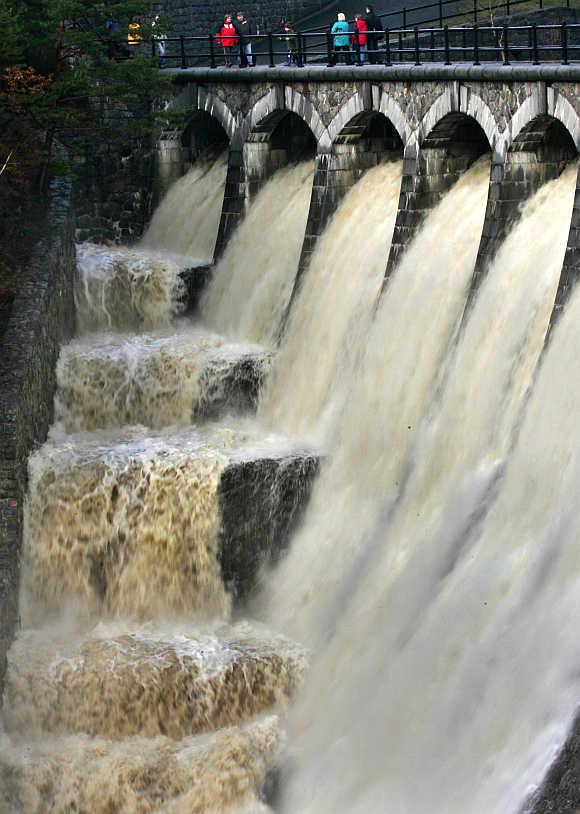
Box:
xmin=141 ymin=152 xmax=228 ymax=262
xmin=263 ymin=156 xmax=491 ymax=639
xmin=260 ymin=160 xmax=403 ymax=440
xmin=274 ymin=162 xmax=579 ymax=814
xmin=201 ymin=161 xmax=314 ymax=346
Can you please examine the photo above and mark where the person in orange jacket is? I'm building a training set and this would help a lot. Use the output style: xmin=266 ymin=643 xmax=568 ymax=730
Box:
xmin=352 ymin=13 xmax=368 ymax=64
xmin=216 ymin=14 xmax=239 ymax=67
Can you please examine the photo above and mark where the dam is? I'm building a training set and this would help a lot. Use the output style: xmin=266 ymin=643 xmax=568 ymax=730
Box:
xmin=0 ymin=63 xmax=579 ymax=813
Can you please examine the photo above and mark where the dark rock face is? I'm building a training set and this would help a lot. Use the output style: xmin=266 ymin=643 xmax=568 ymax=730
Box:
xmin=525 ymin=711 xmax=580 ymax=814
xmin=0 ymin=178 xmax=77 ymax=694
xmin=194 ymin=350 xmax=272 ymax=419
xmin=219 ymin=451 xmax=319 ymax=601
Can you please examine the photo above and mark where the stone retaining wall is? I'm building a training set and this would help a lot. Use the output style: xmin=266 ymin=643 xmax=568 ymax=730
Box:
xmin=0 ymin=178 xmax=77 ymax=694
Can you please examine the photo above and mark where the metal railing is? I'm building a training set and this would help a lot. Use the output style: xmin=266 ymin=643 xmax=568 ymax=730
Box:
xmin=152 ymin=22 xmax=579 ymax=68
xmin=301 ymin=0 xmax=575 ymax=34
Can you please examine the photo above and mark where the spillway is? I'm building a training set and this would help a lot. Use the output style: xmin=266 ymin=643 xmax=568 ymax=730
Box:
xmin=3 ymin=121 xmax=580 ymax=814
xmin=271 ymin=162 xmax=580 ymax=814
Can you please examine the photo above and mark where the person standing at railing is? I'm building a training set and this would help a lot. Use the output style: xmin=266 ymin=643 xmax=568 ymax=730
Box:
xmin=352 ymin=13 xmax=368 ymax=64
xmin=127 ymin=18 xmax=143 ymax=54
xmin=329 ymin=12 xmax=352 ymax=65
xmin=235 ymin=11 xmax=255 ymax=67
xmin=364 ymin=4 xmax=383 ymax=64
xmin=216 ymin=14 xmax=239 ymax=67
xmin=280 ymin=22 xmax=303 ymax=66
xmin=152 ymin=14 xmax=167 ymax=63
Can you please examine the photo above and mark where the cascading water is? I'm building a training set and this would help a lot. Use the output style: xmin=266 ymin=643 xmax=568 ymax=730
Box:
xmin=263 ymin=156 xmax=491 ymax=639
xmin=272 ymin=162 xmax=579 ymax=814
xmin=141 ymin=153 xmax=228 ymax=261
xmin=0 ymin=158 xmax=322 ymax=813
xmin=4 ymin=105 xmax=579 ymax=814
xmin=201 ymin=161 xmax=314 ymax=346
xmin=260 ymin=160 xmax=403 ymax=440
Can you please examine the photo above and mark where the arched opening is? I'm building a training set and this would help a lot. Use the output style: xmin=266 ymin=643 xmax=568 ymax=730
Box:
xmin=181 ymin=110 xmax=230 ymax=168
xmin=154 ymin=111 xmax=229 ymax=207
xmin=334 ymin=111 xmax=404 ymax=154
xmin=421 ymin=112 xmax=490 ymax=169
xmin=244 ymin=111 xmax=317 ymax=199
xmin=509 ymin=114 xmax=577 ymax=187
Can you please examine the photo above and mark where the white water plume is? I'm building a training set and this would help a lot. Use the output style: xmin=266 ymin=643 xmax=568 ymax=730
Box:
xmin=76 ymin=242 xmax=185 ymax=333
xmin=0 ymin=715 xmax=280 ymax=814
xmin=276 ymin=165 xmax=580 ymax=814
xmin=260 ymin=161 xmax=402 ymax=440
xmin=264 ymin=156 xmax=491 ymax=640
xmin=141 ymin=153 xmax=228 ymax=262
xmin=54 ymin=325 xmax=267 ymax=432
xmin=201 ymin=161 xmax=314 ymax=346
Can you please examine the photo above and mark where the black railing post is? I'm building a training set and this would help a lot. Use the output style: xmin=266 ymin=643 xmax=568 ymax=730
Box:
xmin=430 ymin=29 xmax=435 ymax=60
xmin=414 ymin=26 xmax=420 ymax=64
xmin=461 ymin=26 xmax=467 ymax=60
xmin=473 ymin=23 xmax=480 ymax=64
xmin=473 ymin=0 xmax=478 ymax=23
xmin=506 ymin=0 xmax=510 ymax=15
xmin=403 ymin=7 xmax=407 ymax=29
xmin=398 ymin=29 xmax=403 ymax=61
xmin=326 ymin=31 xmax=333 ymax=63
xmin=151 ymin=37 xmax=156 ymax=58
xmin=180 ymin=35 xmax=186 ymax=68
xmin=300 ymin=34 xmax=306 ymax=65
xmin=354 ymin=27 xmax=361 ymax=63
xmin=502 ymin=24 xmax=509 ymax=64
xmin=444 ymin=24 xmax=450 ymax=64
xmin=385 ymin=27 xmax=391 ymax=64
xmin=268 ymin=32 xmax=274 ymax=66
xmin=561 ymin=21 xmax=568 ymax=64
xmin=532 ymin=23 xmax=539 ymax=63
xmin=209 ymin=33 xmax=216 ymax=67
xmin=439 ymin=0 xmax=443 ymax=27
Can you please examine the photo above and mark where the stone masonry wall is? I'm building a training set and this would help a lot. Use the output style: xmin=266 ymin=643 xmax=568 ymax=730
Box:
xmin=156 ymin=0 xmax=327 ymax=39
xmin=0 ymin=177 xmax=77 ymax=695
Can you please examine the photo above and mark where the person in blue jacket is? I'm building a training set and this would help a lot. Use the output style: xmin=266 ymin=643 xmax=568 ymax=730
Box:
xmin=329 ymin=12 xmax=352 ymax=65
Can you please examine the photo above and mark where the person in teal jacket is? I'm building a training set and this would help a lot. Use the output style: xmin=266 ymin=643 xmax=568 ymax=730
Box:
xmin=329 ymin=12 xmax=352 ymax=65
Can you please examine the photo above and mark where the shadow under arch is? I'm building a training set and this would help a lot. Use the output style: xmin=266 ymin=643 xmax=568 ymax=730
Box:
xmin=277 ymin=107 xmax=406 ymax=342
xmin=469 ymin=112 xmax=578 ymax=315
xmin=384 ymin=109 xmax=492 ymax=290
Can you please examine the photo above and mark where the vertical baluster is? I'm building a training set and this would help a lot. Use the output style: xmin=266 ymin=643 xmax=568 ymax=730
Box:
xmin=444 ymin=24 xmax=450 ymax=64
xmin=532 ymin=23 xmax=539 ymax=63
xmin=561 ymin=21 xmax=568 ymax=64
xmin=268 ymin=32 xmax=274 ymax=66
xmin=502 ymin=23 xmax=509 ymax=64
xmin=385 ymin=27 xmax=391 ymax=65
xmin=414 ymin=26 xmax=420 ymax=64
xmin=473 ymin=23 xmax=479 ymax=64
xmin=209 ymin=33 xmax=216 ymax=68
xmin=180 ymin=35 xmax=186 ymax=68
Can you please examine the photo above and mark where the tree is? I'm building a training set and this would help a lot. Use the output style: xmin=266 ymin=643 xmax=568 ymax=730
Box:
xmin=0 ymin=0 xmax=170 ymax=191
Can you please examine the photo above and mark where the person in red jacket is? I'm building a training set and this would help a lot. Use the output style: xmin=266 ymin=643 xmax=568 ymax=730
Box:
xmin=352 ymin=13 xmax=368 ymax=64
xmin=216 ymin=14 xmax=239 ymax=66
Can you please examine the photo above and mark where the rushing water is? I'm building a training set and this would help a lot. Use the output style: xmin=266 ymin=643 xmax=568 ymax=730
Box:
xmin=272 ymin=163 xmax=579 ymax=814
xmin=201 ymin=161 xmax=314 ymax=346
xmin=260 ymin=160 xmax=403 ymax=440
xmin=4 ymin=135 xmax=579 ymax=814
xmin=141 ymin=153 xmax=228 ymax=262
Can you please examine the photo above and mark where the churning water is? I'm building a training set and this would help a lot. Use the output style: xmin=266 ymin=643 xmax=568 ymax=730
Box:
xmin=3 ymin=136 xmax=579 ymax=814
xmin=271 ymin=163 xmax=579 ymax=814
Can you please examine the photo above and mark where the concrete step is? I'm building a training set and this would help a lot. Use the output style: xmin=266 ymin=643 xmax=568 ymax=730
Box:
xmin=22 ymin=424 xmax=320 ymax=623
xmin=55 ymin=327 xmax=273 ymax=432
xmin=4 ymin=622 xmax=305 ymax=740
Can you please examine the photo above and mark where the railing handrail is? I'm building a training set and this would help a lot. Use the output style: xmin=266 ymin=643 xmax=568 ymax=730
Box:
xmin=149 ymin=21 xmax=580 ymax=70
xmin=298 ymin=0 xmax=573 ymax=34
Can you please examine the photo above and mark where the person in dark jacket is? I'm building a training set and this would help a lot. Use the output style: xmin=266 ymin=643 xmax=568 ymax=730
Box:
xmin=364 ymin=4 xmax=383 ymax=63
xmin=280 ymin=22 xmax=302 ymax=66
xmin=235 ymin=11 xmax=254 ymax=67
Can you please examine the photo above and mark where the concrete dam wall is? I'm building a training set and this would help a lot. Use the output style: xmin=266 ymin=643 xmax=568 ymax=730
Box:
xmin=1 ymin=65 xmax=580 ymax=813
